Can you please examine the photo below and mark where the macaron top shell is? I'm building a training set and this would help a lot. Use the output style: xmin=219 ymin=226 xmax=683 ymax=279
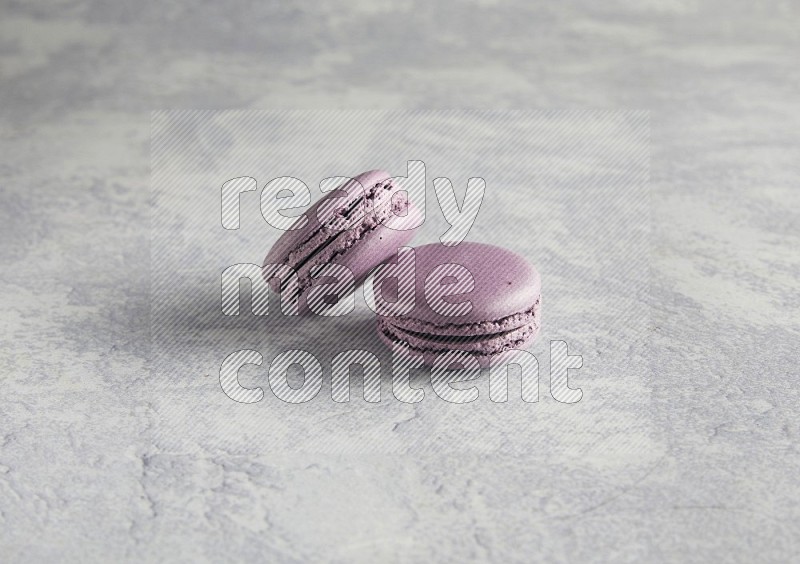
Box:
xmin=386 ymin=242 xmax=541 ymax=332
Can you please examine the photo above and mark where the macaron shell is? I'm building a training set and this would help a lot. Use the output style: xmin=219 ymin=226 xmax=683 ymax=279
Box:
xmin=384 ymin=242 xmax=541 ymax=330
xmin=293 ymin=213 xmax=420 ymax=314
xmin=292 ymin=199 xmax=422 ymax=301
xmin=330 ymin=200 xmax=422 ymax=284
xmin=264 ymin=176 xmax=422 ymax=315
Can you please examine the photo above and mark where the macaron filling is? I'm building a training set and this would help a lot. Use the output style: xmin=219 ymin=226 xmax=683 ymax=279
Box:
xmin=387 ymin=299 xmax=540 ymax=337
xmin=378 ymin=298 xmax=541 ymax=357
xmin=378 ymin=319 xmax=540 ymax=358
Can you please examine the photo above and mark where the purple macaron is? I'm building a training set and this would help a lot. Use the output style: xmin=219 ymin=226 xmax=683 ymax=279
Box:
xmin=263 ymin=169 xmax=421 ymax=313
xmin=375 ymin=242 xmax=541 ymax=367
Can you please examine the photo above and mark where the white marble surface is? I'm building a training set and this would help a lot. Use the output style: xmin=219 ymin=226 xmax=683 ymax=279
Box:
xmin=1 ymin=1 xmax=799 ymax=562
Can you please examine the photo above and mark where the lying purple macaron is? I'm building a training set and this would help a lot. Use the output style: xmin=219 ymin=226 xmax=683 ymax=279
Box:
xmin=376 ymin=242 xmax=541 ymax=367
xmin=263 ymin=169 xmax=420 ymax=313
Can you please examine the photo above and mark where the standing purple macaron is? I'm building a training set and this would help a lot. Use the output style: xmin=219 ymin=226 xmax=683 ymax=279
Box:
xmin=263 ymin=169 xmax=421 ymax=313
xmin=375 ymin=242 xmax=541 ymax=367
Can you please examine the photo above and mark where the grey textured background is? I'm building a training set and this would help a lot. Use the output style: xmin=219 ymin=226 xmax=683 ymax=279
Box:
xmin=1 ymin=1 xmax=799 ymax=562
